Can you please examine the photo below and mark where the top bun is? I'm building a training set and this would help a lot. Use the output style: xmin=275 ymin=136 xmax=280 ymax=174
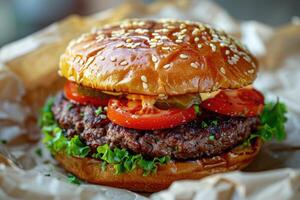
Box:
xmin=59 ymin=19 xmax=258 ymax=96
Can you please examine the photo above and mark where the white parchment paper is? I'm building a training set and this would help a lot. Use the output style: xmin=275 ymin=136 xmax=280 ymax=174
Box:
xmin=0 ymin=0 xmax=300 ymax=199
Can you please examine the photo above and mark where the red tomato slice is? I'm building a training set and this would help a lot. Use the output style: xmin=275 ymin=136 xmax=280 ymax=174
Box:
xmin=201 ymin=88 xmax=264 ymax=117
xmin=107 ymin=99 xmax=196 ymax=130
xmin=64 ymin=81 xmax=109 ymax=106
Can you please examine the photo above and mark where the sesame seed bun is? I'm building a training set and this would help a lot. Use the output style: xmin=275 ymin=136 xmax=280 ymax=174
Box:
xmin=59 ymin=19 xmax=258 ymax=95
xmin=55 ymin=138 xmax=261 ymax=192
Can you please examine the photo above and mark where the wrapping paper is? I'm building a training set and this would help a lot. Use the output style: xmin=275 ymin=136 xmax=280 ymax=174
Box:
xmin=0 ymin=0 xmax=300 ymax=199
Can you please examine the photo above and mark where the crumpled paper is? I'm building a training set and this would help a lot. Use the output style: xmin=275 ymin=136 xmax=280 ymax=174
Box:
xmin=151 ymin=169 xmax=300 ymax=200
xmin=0 ymin=0 xmax=300 ymax=199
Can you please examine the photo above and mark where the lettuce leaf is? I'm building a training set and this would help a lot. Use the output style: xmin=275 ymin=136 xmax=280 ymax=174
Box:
xmin=67 ymin=174 xmax=81 ymax=185
xmin=245 ymin=100 xmax=287 ymax=144
xmin=92 ymin=144 xmax=170 ymax=175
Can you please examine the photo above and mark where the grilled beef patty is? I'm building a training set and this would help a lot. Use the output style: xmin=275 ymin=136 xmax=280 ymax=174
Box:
xmin=52 ymin=93 xmax=259 ymax=160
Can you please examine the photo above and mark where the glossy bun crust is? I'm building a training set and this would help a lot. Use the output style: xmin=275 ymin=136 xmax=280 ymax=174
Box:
xmin=59 ymin=19 xmax=258 ymax=95
xmin=55 ymin=138 xmax=261 ymax=192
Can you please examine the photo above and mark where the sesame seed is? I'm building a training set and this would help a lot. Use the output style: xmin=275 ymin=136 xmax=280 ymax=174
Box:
xmin=96 ymin=36 xmax=104 ymax=42
xmin=126 ymin=38 xmax=132 ymax=43
xmin=181 ymin=29 xmax=187 ymax=33
xmin=190 ymin=62 xmax=199 ymax=69
xmin=225 ymin=50 xmax=230 ymax=55
xmin=175 ymin=39 xmax=183 ymax=43
xmin=243 ymin=56 xmax=251 ymax=63
xmin=210 ymin=43 xmax=216 ymax=52
xmin=110 ymin=56 xmax=117 ymax=62
xmin=180 ymin=54 xmax=188 ymax=59
xmin=220 ymin=35 xmax=226 ymax=40
xmin=98 ymin=55 xmax=105 ymax=61
xmin=211 ymin=38 xmax=219 ymax=42
xmin=192 ymin=28 xmax=200 ymax=35
xmin=152 ymin=55 xmax=158 ymax=63
xmin=160 ymin=35 xmax=169 ymax=40
xmin=120 ymin=60 xmax=128 ymax=66
xmin=220 ymin=67 xmax=226 ymax=74
xmin=158 ymin=93 xmax=167 ymax=98
xmin=212 ymin=34 xmax=219 ymax=39
xmin=138 ymin=21 xmax=145 ymax=26
xmin=194 ymin=37 xmax=199 ymax=42
xmin=163 ymin=63 xmax=172 ymax=69
xmin=142 ymin=82 xmax=148 ymax=90
xmin=154 ymin=35 xmax=162 ymax=40
xmin=162 ymin=46 xmax=170 ymax=51
xmin=248 ymin=69 xmax=255 ymax=74
xmin=197 ymin=24 xmax=205 ymax=31
xmin=177 ymin=35 xmax=185 ymax=40
xmin=232 ymin=56 xmax=239 ymax=63
xmin=141 ymin=75 xmax=148 ymax=82
xmin=220 ymin=42 xmax=226 ymax=47
xmin=180 ymin=24 xmax=186 ymax=29
xmin=156 ymin=41 xmax=163 ymax=46
xmin=197 ymin=44 xmax=203 ymax=49
xmin=233 ymin=54 xmax=240 ymax=59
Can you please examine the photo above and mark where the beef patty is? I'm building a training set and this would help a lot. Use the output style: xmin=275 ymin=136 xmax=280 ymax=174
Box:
xmin=52 ymin=93 xmax=259 ymax=160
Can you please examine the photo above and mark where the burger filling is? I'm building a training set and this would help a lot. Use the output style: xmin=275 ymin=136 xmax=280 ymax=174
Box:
xmin=40 ymin=81 xmax=287 ymax=175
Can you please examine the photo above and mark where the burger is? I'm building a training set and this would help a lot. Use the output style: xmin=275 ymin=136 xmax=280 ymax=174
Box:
xmin=39 ymin=19 xmax=287 ymax=192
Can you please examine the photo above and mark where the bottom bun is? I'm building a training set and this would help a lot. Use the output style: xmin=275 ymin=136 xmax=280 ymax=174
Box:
xmin=55 ymin=138 xmax=261 ymax=192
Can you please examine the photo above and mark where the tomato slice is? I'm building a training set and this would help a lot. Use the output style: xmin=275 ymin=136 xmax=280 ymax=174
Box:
xmin=64 ymin=81 xmax=109 ymax=106
xmin=107 ymin=99 xmax=196 ymax=130
xmin=201 ymin=88 xmax=264 ymax=117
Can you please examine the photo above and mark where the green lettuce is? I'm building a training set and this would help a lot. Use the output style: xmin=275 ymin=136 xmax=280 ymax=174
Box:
xmin=245 ymin=100 xmax=287 ymax=145
xmin=67 ymin=174 xmax=81 ymax=185
xmin=92 ymin=144 xmax=170 ymax=175
xmin=39 ymin=98 xmax=170 ymax=175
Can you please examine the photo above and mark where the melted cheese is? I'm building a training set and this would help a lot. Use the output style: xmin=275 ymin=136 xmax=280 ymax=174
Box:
xmin=127 ymin=92 xmax=221 ymax=108
xmin=126 ymin=94 xmax=157 ymax=108
xmin=199 ymin=90 xmax=220 ymax=101
xmin=199 ymin=85 xmax=253 ymax=101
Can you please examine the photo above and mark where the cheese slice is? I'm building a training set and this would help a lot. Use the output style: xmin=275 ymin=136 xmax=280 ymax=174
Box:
xmin=199 ymin=85 xmax=253 ymax=101
xmin=127 ymin=94 xmax=157 ymax=108
xmin=199 ymin=90 xmax=220 ymax=101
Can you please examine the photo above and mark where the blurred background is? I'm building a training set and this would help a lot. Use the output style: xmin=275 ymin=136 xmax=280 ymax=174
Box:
xmin=0 ymin=0 xmax=299 ymax=47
